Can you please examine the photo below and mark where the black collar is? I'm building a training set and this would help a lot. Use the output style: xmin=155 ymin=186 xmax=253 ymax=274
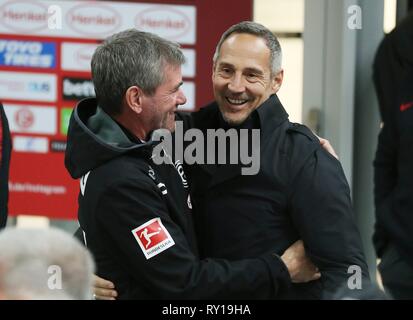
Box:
xmin=255 ymin=94 xmax=289 ymax=140
xmin=190 ymin=95 xmax=289 ymax=185
xmin=195 ymin=94 xmax=289 ymax=138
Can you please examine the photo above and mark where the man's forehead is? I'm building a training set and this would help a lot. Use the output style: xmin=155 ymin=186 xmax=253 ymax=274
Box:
xmin=217 ymin=33 xmax=271 ymax=71
xmin=219 ymin=33 xmax=270 ymax=60
xmin=222 ymin=33 xmax=268 ymax=49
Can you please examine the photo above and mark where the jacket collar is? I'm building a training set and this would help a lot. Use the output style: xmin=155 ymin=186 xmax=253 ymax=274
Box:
xmin=192 ymin=94 xmax=289 ymax=187
xmin=194 ymin=94 xmax=288 ymax=137
xmin=255 ymin=94 xmax=289 ymax=140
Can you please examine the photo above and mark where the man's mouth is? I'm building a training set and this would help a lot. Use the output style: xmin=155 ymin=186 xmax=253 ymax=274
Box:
xmin=226 ymin=97 xmax=249 ymax=106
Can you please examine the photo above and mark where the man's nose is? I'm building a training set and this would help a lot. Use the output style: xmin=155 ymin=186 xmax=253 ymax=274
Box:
xmin=228 ymin=74 xmax=245 ymax=93
xmin=176 ymin=89 xmax=187 ymax=106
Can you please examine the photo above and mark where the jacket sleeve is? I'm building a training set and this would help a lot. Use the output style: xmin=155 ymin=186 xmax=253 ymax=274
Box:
xmin=288 ymin=145 xmax=370 ymax=298
xmin=374 ymin=122 xmax=398 ymax=204
xmin=371 ymin=30 xmax=401 ymax=258
xmin=96 ymin=178 xmax=290 ymax=299
xmin=372 ymin=121 xmax=398 ymax=256
xmin=372 ymin=30 xmax=399 ymax=206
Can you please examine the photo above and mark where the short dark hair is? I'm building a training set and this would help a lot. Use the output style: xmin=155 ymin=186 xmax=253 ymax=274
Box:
xmin=213 ymin=21 xmax=282 ymax=75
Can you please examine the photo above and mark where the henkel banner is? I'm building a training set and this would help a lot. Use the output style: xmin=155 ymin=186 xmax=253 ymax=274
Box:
xmin=0 ymin=0 xmax=196 ymax=44
xmin=0 ymin=0 xmax=252 ymax=219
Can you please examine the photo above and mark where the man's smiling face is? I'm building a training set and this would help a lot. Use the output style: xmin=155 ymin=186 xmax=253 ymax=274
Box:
xmin=212 ymin=33 xmax=282 ymax=125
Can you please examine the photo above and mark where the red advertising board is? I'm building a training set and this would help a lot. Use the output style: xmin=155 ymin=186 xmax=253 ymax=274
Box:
xmin=0 ymin=0 xmax=252 ymax=219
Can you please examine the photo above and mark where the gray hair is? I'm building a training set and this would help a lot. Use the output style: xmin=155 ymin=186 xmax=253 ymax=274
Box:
xmin=0 ymin=227 xmax=95 ymax=300
xmin=91 ymin=28 xmax=186 ymax=115
xmin=213 ymin=21 xmax=282 ymax=75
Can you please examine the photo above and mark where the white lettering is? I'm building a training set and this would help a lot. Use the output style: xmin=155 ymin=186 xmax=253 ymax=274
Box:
xmin=47 ymin=265 xmax=62 ymax=290
xmin=347 ymin=265 xmax=362 ymax=290
xmin=48 ymin=5 xmax=62 ymax=30
xmin=347 ymin=5 xmax=362 ymax=30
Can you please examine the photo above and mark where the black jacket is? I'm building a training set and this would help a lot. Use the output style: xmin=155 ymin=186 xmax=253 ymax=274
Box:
xmin=65 ymin=98 xmax=290 ymax=299
xmin=184 ymin=95 xmax=369 ymax=299
xmin=373 ymin=13 xmax=413 ymax=266
xmin=373 ymin=13 xmax=413 ymax=122
xmin=0 ymin=103 xmax=11 ymax=228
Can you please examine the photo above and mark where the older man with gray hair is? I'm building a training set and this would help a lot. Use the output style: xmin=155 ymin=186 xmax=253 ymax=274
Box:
xmin=0 ymin=227 xmax=95 ymax=300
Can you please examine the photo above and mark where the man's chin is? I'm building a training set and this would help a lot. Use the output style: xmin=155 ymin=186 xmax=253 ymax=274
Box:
xmin=221 ymin=111 xmax=249 ymax=126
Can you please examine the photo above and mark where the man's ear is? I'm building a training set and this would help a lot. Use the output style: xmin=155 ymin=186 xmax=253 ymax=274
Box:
xmin=125 ymin=86 xmax=144 ymax=114
xmin=271 ymin=69 xmax=284 ymax=93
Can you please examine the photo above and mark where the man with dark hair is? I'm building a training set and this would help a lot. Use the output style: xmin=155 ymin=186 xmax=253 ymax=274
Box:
xmin=185 ymin=21 xmax=369 ymax=299
xmin=66 ymin=28 xmax=319 ymax=300
xmin=0 ymin=102 xmax=11 ymax=229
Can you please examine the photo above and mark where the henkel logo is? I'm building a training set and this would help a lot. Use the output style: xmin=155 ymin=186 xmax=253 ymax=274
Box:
xmin=63 ymin=77 xmax=95 ymax=101
xmin=132 ymin=218 xmax=175 ymax=259
xmin=0 ymin=0 xmax=48 ymax=33
xmin=135 ymin=6 xmax=191 ymax=40
xmin=15 ymin=108 xmax=34 ymax=129
xmin=66 ymin=3 xmax=121 ymax=37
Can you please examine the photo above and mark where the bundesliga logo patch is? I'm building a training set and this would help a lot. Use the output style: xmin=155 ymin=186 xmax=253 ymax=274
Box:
xmin=132 ymin=218 xmax=175 ymax=259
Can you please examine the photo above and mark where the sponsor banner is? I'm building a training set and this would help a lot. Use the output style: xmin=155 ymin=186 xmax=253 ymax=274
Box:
xmin=0 ymin=0 xmax=196 ymax=44
xmin=13 ymin=135 xmax=49 ymax=153
xmin=181 ymin=49 xmax=195 ymax=78
xmin=3 ymin=103 xmax=57 ymax=135
xmin=180 ymin=81 xmax=195 ymax=111
xmin=0 ymin=39 xmax=56 ymax=68
xmin=61 ymin=44 xmax=195 ymax=77
xmin=61 ymin=42 xmax=97 ymax=72
xmin=0 ymin=71 xmax=56 ymax=102
xmin=62 ymin=77 xmax=95 ymax=100
xmin=135 ymin=5 xmax=195 ymax=43
xmin=50 ymin=140 xmax=67 ymax=152
xmin=60 ymin=107 xmax=73 ymax=135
